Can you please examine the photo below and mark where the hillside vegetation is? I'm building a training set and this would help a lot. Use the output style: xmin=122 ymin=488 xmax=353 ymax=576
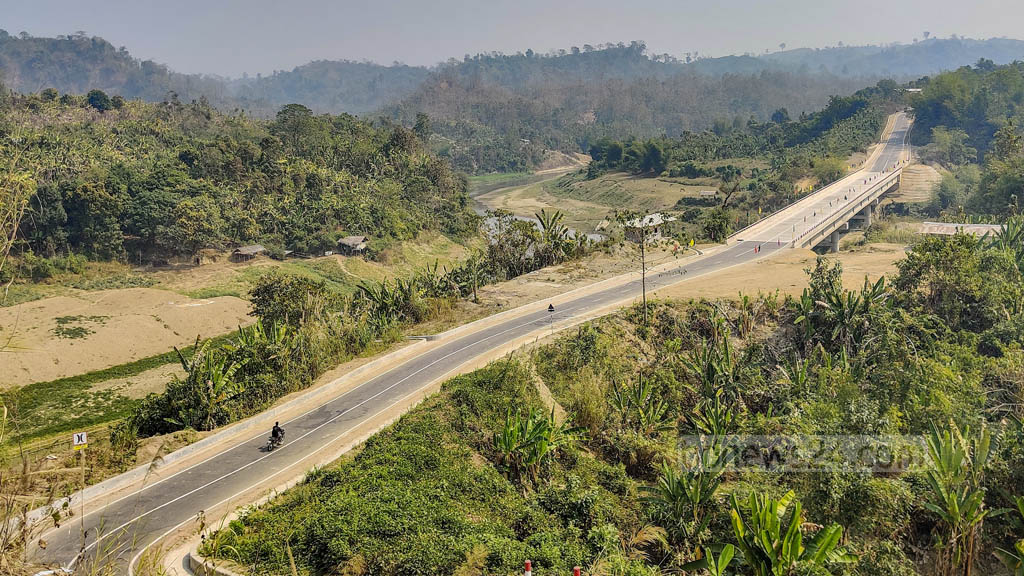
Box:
xmin=908 ymin=60 xmax=1024 ymax=217
xmin=4 ymin=33 xmax=1024 ymax=174
xmin=212 ymin=230 xmax=1024 ymax=576
xmin=0 ymin=87 xmax=476 ymax=271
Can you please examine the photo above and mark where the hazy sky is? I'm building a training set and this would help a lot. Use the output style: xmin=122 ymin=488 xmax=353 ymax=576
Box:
xmin=3 ymin=0 xmax=1023 ymax=77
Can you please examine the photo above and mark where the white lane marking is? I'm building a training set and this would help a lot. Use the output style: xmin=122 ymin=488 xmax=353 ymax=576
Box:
xmin=73 ymin=118 xmax=918 ymax=571
xmin=71 ymin=302 xmax=583 ymax=570
xmin=125 ymin=378 xmax=438 ymax=576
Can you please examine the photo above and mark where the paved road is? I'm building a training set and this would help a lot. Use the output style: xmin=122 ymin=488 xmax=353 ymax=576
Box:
xmin=35 ymin=114 xmax=911 ymax=575
xmin=739 ymin=113 xmax=911 ymax=244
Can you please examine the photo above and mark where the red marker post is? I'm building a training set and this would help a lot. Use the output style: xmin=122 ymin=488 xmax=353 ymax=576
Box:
xmin=524 ymin=560 xmax=532 ymax=576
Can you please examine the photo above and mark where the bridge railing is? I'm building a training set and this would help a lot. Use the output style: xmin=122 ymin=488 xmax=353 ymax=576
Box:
xmin=797 ymin=169 xmax=902 ymax=249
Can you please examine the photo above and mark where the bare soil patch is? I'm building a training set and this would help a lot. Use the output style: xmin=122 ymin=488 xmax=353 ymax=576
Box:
xmin=890 ymin=163 xmax=942 ymax=204
xmin=0 ymin=289 xmax=250 ymax=387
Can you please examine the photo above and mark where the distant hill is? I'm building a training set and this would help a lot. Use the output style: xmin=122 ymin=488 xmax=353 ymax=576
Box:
xmin=0 ymin=30 xmax=227 ymax=103
xmin=0 ymin=30 xmax=427 ymax=115
xmin=761 ymin=37 xmax=1024 ymax=77
xmin=228 ymin=60 xmax=430 ymax=115
xmin=4 ymin=32 xmax=1024 ymax=172
xmin=4 ymin=32 xmax=1024 ymax=115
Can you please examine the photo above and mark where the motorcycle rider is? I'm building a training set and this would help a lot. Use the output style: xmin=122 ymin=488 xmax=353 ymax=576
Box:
xmin=271 ymin=421 xmax=285 ymax=444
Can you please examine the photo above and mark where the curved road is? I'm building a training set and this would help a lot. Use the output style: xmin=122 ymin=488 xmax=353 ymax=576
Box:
xmin=34 ymin=114 xmax=910 ymax=575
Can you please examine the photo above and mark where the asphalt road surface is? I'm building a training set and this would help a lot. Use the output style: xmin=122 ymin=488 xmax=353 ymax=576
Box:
xmin=35 ymin=114 xmax=911 ymax=575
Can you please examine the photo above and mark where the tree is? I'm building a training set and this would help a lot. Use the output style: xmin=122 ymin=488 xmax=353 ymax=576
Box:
xmin=701 ymin=207 xmax=732 ymax=243
xmin=617 ymin=210 xmax=652 ymax=325
xmin=992 ymin=120 xmax=1023 ymax=161
xmin=0 ymin=135 xmax=35 ymax=286
xmin=250 ymin=273 xmax=337 ymax=328
xmin=171 ymin=196 xmax=224 ymax=256
xmin=86 ymin=89 xmax=112 ymax=112
xmin=66 ymin=182 xmax=124 ymax=259
xmin=771 ymin=108 xmax=790 ymax=124
xmin=413 ymin=112 xmax=431 ymax=140
xmin=921 ymin=127 xmax=977 ymax=166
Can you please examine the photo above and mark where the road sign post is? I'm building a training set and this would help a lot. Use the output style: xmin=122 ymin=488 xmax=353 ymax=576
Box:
xmin=73 ymin=432 xmax=88 ymax=538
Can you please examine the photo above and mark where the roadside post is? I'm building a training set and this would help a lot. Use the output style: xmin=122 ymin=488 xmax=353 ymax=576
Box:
xmin=547 ymin=303 xmax=555 ymax=333
xmin=73 ymin=431 xmax=88 ymax=536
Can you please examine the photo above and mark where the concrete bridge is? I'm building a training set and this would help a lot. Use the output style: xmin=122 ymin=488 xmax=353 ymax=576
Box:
xmin=733 ymin=112 xmax=911 ymax=252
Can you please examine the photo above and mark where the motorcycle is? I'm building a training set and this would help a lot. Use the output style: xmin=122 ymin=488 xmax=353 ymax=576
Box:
xmin=266 ymin=432 xmax=284 ymax=451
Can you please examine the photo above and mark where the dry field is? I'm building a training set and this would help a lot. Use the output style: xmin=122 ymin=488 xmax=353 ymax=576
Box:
xmin=0 ymin=288 xmax=250 ymax=387
xmin=654 ymin=243 xmax=907 ymax=301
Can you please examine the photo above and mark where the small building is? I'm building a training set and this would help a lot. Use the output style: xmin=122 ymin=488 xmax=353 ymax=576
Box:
xmin=230 ymin=244 xmax=267 ymax=262
xmin=699 ymin=190 xmax=719 ymax=199
xmin=337 ymin=235 xmax=368 ymax=256
xmin=624 ymin=213 xmax=676 ymax=243
xmin=918 ymin=222 xmax=1002 ymax=237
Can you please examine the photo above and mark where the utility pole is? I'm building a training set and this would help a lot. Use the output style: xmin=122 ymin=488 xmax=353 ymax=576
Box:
xmin=640 ymin=224 xmax=648 ymax=326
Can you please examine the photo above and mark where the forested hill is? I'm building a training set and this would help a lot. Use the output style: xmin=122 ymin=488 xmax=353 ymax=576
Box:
xmin=4 ymin=32 xmax=1024 ymax=116
xmin=5 ymin=32 xmax=1024 ymax=173
xmin=228 ymin=60 xmax=430 ymax=115
xmin=762 ymin=37 xmax=1024 ymax=77
xmin=0 ymin=31 xmax=229 ymax=103
xmin=0 ymin=88 xmax=476 ymax=265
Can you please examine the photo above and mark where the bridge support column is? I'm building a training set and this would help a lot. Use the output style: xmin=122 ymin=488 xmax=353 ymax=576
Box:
xmin=829 ymin=230 xmax=841 ymax=253
xmin=859 ymin=205 xmax=872 ymax=227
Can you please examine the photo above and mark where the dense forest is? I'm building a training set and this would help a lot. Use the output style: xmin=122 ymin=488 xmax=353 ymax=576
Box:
xmin=4 ymin=32 xmax=1024 ymax=173
xmin=908 ymin=60 xmax=1024 ymax=217
xmin=0 ymin=84 xmax=477 ymax=271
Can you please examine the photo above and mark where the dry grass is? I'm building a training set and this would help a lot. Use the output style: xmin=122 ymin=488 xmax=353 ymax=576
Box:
xmin=653 ymin=244 xmax=906 ymax=301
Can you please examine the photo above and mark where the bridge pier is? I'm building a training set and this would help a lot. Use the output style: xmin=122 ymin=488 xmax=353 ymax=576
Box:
xmin=829 ymin=230 xmax=841 ymax=253
xmin=851 ymin=204 xmax=873 ymax=229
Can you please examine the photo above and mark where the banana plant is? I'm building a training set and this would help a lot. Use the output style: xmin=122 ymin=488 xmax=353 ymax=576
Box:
xmin=640 ymin=443 xmax=726 ymax=548
xmin=172 ymin=337 xmax=248 ymax=431
xmin=492 ymin=408 xmax=582 ymax=484
xmin=923 ymin=421 xmax=995 ymax=576
xmin=682 ymin=544 xmax=736 ymax=576
xmin=996 ymin=496 xmax=1024 ymax=576
xmin=729 ymin=490 xmax=855 ymax=576
xmin=609 ymin=373 xmax=675 ymax=436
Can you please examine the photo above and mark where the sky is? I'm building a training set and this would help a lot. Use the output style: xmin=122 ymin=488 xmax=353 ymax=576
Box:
xmin=2 ymin=0 xmax=1023 ymax=77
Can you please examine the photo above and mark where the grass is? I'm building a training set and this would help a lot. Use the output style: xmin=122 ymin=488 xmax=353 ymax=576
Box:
xmin=51 ymin=315 xmax=110 ymax=340
xmin=466 ymin=171 xmax=537 ymax=195
xmin=2 ymin=262 xmax=156 ymax=307
xmin=210 ymin=358 xmax=638 ymax=576
xmin=1 ymin=332 xmax=236 ymax=444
